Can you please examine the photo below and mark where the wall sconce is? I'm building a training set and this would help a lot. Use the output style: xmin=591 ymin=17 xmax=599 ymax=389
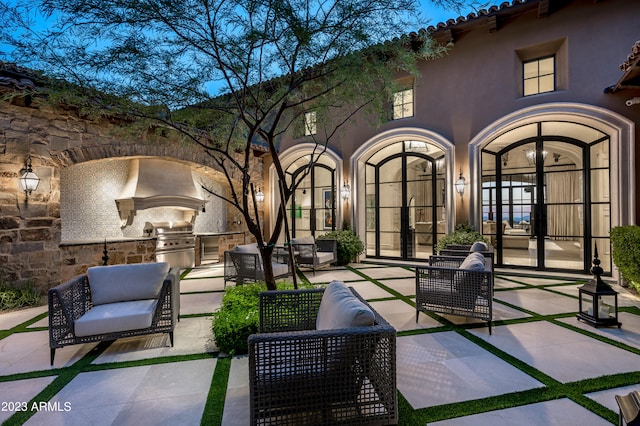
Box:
xmin=19 ymin=155 xmax=40 ymax=201
xmin=340 ymin=181 xmax=350 ymax=201
xmin=501 ymin=152 xmax=509 ymax=167
xmin=455 ymin=169 xmax=466 ymax=196
xmin=255 ymin=187 xmax=265 ymax=203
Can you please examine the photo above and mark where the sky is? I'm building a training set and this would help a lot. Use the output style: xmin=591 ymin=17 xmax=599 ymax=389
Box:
xmin=418 ymin=1 xmax=483 ymax=28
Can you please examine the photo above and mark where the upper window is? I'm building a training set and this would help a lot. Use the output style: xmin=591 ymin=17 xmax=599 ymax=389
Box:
xmin=304 ymin=111 xmax=317 ymax=136
xmin=523 ymin=56 xmax=555 ymax=96
xmin=393 ymin=88 xmax=414 ymax=119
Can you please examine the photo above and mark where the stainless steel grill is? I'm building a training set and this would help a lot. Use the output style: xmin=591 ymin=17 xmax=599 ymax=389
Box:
xmin=144 ymin=221 xmax=195 ymax=269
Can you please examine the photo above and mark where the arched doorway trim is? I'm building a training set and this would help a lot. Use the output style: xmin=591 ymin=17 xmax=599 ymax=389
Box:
xmin=269 ymin=143 xmax=344 ymax=238
xmin=351 ymin=127 xmax=456 ymax=258
xmin=468 ymin=103 xmax=635 ymax=231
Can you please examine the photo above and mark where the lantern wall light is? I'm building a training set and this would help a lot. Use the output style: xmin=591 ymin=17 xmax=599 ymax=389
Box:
xmin=455 ymin=169 xmax=466 ymax=196
xmin=255 ymin=187 xmax=265 ymax=203
xmin=19 ymin=155 xmax=40 ymax=202
xmin=340 ymin=181 xmax=350 ymax=201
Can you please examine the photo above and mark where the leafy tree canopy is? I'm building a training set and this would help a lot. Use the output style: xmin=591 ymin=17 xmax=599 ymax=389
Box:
xmin=0 ymin=0 xmax=462 ymax=289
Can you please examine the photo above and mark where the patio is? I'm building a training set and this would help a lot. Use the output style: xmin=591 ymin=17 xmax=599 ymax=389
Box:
xmin=1 ymin=263 xmax=639 ymax=425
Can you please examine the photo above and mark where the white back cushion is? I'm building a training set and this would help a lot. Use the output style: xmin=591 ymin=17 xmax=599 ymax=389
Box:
xmin=470 ymin=241 xmax=489 ymax=252
xmin=88 ymin=262 xmax=170 ymax=305
xmin=316 ymin=281 xmax=375 ymax=330
xmin=291 ymin=235 xmax=315 ymax=245
xmin=459 ymin=252 xmax=486 ymax=271
xmin=234 ymin=244 xmax=260 ymax=254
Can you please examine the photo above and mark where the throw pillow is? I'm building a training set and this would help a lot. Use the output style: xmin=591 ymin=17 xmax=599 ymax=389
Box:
xmin=316 ymin=280 xmax=375 ymax=330
xmin=459 ymin=252 xmax=486 ymax=271
xmin=470 ymin=241 xmax=489 ymax=252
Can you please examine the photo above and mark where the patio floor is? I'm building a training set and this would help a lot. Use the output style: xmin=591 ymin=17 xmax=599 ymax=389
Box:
xmin=1 ymin=263 xmax=639 ymax=425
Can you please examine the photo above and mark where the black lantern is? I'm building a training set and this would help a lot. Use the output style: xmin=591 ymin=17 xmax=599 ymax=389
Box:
xmin=577 ymin=246 xmax=621 ymax=328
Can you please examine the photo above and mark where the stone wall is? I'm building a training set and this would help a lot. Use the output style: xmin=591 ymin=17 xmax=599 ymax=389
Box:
xmin=59 ymin=239 xmax=157 ymax=283
xmin=0 ymin=100 xmax=264 ymax=291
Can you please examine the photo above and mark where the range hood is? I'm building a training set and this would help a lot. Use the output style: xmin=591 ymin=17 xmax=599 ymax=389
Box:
xmin=116 ymin=158 xmax=206 ymax=227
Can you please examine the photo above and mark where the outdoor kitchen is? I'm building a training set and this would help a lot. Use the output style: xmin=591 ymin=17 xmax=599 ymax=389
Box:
xmin=58 ymin=157 xmax=246 ymax=276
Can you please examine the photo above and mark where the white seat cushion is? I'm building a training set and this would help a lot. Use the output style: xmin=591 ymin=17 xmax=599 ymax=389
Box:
xmin=316 ymin=281 xmax=375 ymax=330
xmin=87 ymin=262 xmax=169 ymax=305
xmin=315 ymin=251 xmax=335 ymax=265
xmin=74 ymin=299 xmax=158 ymax=337
xmin=271 ymin=262 xmax=289 ymax=277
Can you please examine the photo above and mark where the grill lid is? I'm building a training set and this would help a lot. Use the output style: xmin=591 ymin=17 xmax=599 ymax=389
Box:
xmin=144 ymin=221 xmax=193 ymax=237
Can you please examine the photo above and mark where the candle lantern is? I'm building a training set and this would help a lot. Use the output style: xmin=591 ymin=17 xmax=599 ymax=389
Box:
xmin=577 ymin=246 xmax=621 ymax=328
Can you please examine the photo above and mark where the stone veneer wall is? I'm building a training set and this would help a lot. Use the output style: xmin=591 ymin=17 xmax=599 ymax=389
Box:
xmin=0 ymin=101 xmax=263 ymax=291
xmin=59 ymin=239 xmax=156 ymax=283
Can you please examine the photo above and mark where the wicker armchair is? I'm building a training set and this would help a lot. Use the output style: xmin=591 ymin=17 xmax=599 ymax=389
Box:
xmin=248 ymin=285 xmax=397 ymax=425
xmin=223 ymin=244 xmax=291 ymax=287
xmin=415 ymin=253 xmax=494 ymax=333
xmin=289 ymin=235 xmax=337 ymax=273
xmin=48 ymin=263 xmax=174 ymax=366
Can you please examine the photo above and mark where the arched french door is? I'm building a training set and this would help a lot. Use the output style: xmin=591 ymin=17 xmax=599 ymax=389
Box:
xmin=481 ymin=121 xmax=611 ymax=273
xmin=365 ymin=141 xmax=446 ymax=260
xmin=285 ymin=157 xmax=336 ymax=238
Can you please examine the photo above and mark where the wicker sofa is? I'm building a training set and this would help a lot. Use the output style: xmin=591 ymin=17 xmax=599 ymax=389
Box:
xmin=248 ymin=281 xmax=397 ymax=425
xmin=289 ymin=235 xmax=337 ymax=273
xmin=415 ymin=252 xmax=494 ymax=333
xmin=48 ymin=262 xmax=175 ymax=366
xmin=223 ymin=243 xmax=291 ymax=287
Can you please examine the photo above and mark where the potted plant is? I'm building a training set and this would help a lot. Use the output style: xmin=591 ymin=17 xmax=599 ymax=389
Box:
xmin=319 ymin=224 xmax=365 ymax=266
xmin=434 ymin=223 xmax=490 ymax=254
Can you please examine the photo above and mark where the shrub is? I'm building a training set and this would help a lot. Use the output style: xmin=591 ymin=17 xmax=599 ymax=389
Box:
xmin=610 ymin=225 xmax=640 ymax=291
xmin=0 ymin=269 xmax=42 ymax=311
xmin=319 ymin=225 xmax=364 ymax=266
xmin=434 ymin=223 xmax=490 ymax=254
xmin=211 ymin=281 xmax=311 ymax=355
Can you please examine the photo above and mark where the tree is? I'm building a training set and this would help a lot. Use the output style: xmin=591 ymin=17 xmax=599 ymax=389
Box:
xmin=1 ymin=0 xmax=451 ymax=290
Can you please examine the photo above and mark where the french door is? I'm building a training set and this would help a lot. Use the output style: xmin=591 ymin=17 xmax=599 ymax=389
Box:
xmin=481 ymin=122 xmax=611 ymax=273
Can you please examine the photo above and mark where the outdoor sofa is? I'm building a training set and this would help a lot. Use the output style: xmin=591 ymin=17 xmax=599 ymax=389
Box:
xmin=248 ymin=281 xmax=398 ymax=425
xmin=416 ymin=251 xmax=494 ymax=333
xmin=223 ymin=243 xmax=292 ymax=287
xmin=48 ymin=262 xmax=175 ymax=366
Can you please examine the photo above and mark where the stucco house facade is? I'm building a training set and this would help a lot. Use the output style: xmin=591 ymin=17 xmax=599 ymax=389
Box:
xmin=266 ymin=0 xmax=640 ymax=276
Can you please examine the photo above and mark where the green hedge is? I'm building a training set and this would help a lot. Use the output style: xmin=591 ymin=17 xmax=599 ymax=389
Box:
xmin=211 ymin=281 xmax=312 ymax=355
xmin=610 ymin=225 xmax=640 ymax=291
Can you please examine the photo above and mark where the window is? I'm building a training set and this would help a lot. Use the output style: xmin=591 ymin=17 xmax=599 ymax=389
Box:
xmin=393 ymin=88 xmax=414 ymax=119
xmin=304 ymin=111 xmax=317 ymax=136
xmin=523 ymin=56 xmax=555 ymax=96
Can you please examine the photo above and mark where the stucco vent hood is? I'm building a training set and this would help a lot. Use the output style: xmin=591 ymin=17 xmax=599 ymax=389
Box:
xmin=116 ymin=158 xmax=205 ymax=227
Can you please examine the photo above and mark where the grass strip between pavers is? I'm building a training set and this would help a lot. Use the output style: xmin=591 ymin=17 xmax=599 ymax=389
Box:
xmin=351 ymin=265 xmax=636 ymax=424
xmin=2 ymin=341 xmax=113 ymax=426
xmin=200 ymin=356 xmax=231 ymax=426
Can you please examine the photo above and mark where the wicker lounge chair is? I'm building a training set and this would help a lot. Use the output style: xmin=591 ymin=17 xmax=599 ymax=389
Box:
xmin=248 ymin=282 xmax=397 ymax=425
xmin=48 ymin=262 xmax=175 ymax=366
xmin=438 ymin=242 xmax=495 ymax=271
xmin=289 ymin=235 xmax=337 ymax=273
xmin=415 ymin=252 xmax=494 ymax=333
xmin=223 ymin=244 xmax=291 ymax=287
